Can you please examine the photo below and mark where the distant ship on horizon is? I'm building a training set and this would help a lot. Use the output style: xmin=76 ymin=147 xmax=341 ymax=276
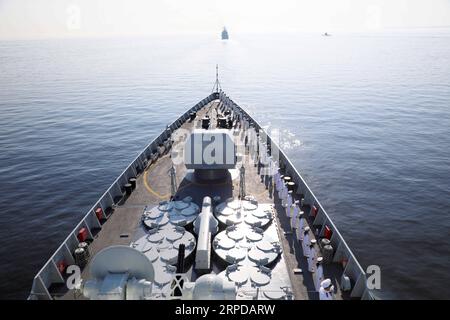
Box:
xmin=221 ymin=27 xmax=229 ymax=40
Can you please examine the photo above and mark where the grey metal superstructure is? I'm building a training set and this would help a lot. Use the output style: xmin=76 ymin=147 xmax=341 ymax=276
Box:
xmin=29 ymin=87 xmax=373 ymax=300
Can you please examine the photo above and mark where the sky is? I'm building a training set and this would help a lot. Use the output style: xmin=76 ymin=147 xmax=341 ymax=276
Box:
xmin=0 ymin=0 xmax=450 ymax=40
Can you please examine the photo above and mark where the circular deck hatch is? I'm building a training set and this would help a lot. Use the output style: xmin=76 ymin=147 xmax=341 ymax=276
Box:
xmin=243 ymin=201 xmax=258 ymax=211
xmin=145 ymin=210 xmax=163 ymax=219
xmin=219 ymin=206 xmax=235 ymax=216
xmin=154 ymin=269 xmax=175 ymax=286
xmin=166 ymin=230 xmax=184 ymax=242
xmin=248 ymin=246 xmax=279 ymax=266
xmin=246 ymin=231 xmax=263 ymax=242
xmin=173 ymin=201 xmax=189 ymax=210
xmin=158 ymin=201 xmax=174 ymax=212
xmin=252 ymin=209 xmax=269 ymax=218
xmin=180 ymin=206 xmax=197 ymax=216
xmin=244 ymin=215 xmax=262 ymax=227
xmin=217 ymin=237 xmax=235 ymax=250
xmin=226 ymin=248 xmax=247 ymax=263
xmin=143 ymin=214 xmax=169 ymax=228
xmin=227 ymin=266 xmax=251 ymax=285
xmin=250 ymin=271 xmax=271 ymax=286
xmin=160 ymin=248 xmax=178 ymax=264
xmin=263 ymin=290 xmax=286 ymax=300
xmin=168 ymin=214 xmax=187 ymax=226
xmin=147 ymin=232 xmax=164 ymax=243
xmin=227 ymin=229 xmax=244 ymax=241
xmin=256 ymin=241 xmax=274 ymax=252
xmin=144 ymin=248 xmax=159 ymax=262
xmin=227 ymin=200 xmax=241 ymax=210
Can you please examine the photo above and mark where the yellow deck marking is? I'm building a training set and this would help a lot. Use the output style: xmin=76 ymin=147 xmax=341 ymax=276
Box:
xmin=143 ymin=167 xmax=170 ymax=200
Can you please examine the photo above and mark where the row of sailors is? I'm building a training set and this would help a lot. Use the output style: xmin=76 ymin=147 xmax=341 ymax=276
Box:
xmin=274 ymin=169 xmax=335 ymax=300
xmin=231 ymin=120 xmax=337 ymax=300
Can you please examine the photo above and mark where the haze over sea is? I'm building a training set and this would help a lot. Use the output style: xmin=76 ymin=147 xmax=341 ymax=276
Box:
xmin=0 ymin=32 xmax=449 ymax=299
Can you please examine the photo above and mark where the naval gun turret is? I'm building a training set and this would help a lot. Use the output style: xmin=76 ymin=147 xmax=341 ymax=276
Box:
xmin=82 ymin=246 xmax=154 ymax=300
xmin=184 ymin=129 xmax=236 ymax=181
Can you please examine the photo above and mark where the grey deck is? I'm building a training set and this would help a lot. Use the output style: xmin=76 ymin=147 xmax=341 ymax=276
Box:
xmin=54 ymin=101 xmax=347 ymax=300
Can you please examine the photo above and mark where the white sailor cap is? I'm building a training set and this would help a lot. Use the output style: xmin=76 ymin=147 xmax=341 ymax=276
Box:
xmin=304 ymin=226 xmax=310 ymax=232
xmin=316 ymin=256 xmax=323 ymax=264
xmin=321 ymin=279 xmax=332 ymax=288
xmin=310 ymin=239 xmax=317 ymax=245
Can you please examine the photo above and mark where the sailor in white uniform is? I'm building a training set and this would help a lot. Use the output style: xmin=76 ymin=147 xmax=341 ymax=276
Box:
xmin=267 ymin=158 xmax=275 ymax=195
xmin=295 ymin=211 xmax=305 ymax=241
xmin=307 ymin=239 xmax=317 ymax=272
xmin=284 ymin=190 xmax=293 ymax=216
xmin=275 ymin=171 xmax=282 ymax=191
xmin=281 ymin=183 xmax=289 ymax=207
xmin=285 ymin=201 xmax=291 ymax=218
xmin=272 ymin=163 xmax=280 ymax=184
xmin=314 ymin=257 xmax=324 ymax=292
xmin=248 ymin=129 xmax=257 ymax=163
xmin=290 ymin=201 xmax=300 ymax=230
xmin=259 ymin=143 xmax=268 ymax=175
xmin=277 ymin=176 xmax=285 ymax=197
xmin=302 ymin=226 xmax=311 ymax=257
xmin=273 ymin=161 xmax=280 ymax=178
xmin=280 ymin=180 xmax=288 ymax=201
xmin=319 ymin=279 xmax=334 ymax=300
xmin=275 ymin=175 xmax=281 ymax=192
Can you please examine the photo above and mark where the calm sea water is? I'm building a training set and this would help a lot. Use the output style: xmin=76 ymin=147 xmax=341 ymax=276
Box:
xmin=0 ymin=33 xmax=449 ymax=299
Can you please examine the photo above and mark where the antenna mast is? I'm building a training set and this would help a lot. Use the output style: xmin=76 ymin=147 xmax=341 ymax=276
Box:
xmin=212 ymin=64 xmax=222 ymax=93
